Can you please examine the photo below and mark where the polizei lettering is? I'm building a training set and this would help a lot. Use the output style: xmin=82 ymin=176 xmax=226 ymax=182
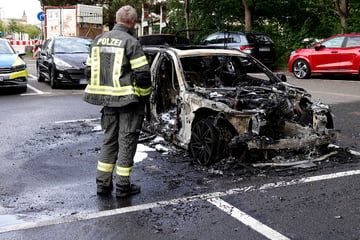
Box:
xmin=97 ymin=38 xmax=122 ymax=47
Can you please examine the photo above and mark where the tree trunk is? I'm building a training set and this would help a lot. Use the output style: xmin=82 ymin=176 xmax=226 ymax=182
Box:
xmin=334 ymin=0 xmax=348 ymax=32
xmin=185 ymin=0 xmax=190 ymax=39
xmin=242 ymin=0 xmax=252 ymax=31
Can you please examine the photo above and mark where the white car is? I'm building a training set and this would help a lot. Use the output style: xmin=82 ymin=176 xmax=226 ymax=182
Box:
xmin=142 ymin=36 xmax=338 ymax=165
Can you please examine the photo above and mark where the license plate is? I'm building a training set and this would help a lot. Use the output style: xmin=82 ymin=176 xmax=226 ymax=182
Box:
xmin=259 ymin=47 xmax=270 ymax=52
xmin=0 ymin=76 xmax=3 ymax=81
xmin=79 ymin=79 xmax=88 ymax=84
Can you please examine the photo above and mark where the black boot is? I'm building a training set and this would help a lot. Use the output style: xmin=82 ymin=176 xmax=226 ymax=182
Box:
xmin=116 ymin=184 xmax=141 ymax=198
xmin=97 ymin=183 xmax=113 ymax=195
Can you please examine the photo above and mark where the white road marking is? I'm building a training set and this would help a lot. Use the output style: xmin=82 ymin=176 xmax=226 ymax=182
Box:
xmin=258 ymin=169 xmax=360 ymax=191
xmin=28 ymin=74 xmax=37 ymax=80
xmin=54 ymin=118 xmax=154 ymax=164
xmin=208 ymin=198 xmax=290 ymax=240
xmin=54 ymin=118 xmax=100 ymax=124
xmin=22 ymin=84 xmax=46 ymax=95
xmin=20 ymin=74 xmax=49 ymax=95
xmin=1 ymin=169 xmax=359 ymax=235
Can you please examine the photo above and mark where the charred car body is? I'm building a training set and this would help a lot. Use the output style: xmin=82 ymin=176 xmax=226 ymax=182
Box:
xmin=143 ymin=42 xmax=338 ymax=166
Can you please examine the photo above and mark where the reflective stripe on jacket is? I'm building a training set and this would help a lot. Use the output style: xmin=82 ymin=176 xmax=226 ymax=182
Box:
xmin=83 ymin=24 xmax=151 ymax=107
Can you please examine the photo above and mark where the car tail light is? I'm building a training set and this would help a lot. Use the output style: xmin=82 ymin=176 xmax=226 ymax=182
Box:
xmin=240 ymin=46 xmax=254 ymax=51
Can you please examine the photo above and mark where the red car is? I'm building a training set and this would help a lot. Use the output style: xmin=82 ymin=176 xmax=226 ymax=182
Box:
xmin=288 ymin=33 xmax=360 ymax=79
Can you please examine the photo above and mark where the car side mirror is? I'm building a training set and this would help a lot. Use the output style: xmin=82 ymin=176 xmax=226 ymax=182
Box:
xmin=276 ymin=73 xmax=287 ymax=82
xmin=314 ymin=45 xmax=324 ymax=51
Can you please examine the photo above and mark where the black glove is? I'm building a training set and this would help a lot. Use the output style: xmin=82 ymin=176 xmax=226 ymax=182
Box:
xmin=134 ymin=71 xmax=151 ymax=88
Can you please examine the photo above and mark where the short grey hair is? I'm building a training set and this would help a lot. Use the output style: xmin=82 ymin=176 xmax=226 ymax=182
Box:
xmin=116 ymin=5 xmax=138 ymax=23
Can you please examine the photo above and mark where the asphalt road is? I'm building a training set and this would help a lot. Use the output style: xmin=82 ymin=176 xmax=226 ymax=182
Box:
xmin=0 ymin=57 xmax=359 ymax=240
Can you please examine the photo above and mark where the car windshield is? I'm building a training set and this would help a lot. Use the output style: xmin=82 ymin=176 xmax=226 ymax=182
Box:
xmin=0 ymin=41 xmax=16 ymax=54
xmin=180 ymin=54 xmax=272 ymax=88
xmin=54 ymin=37 xmax=91 ymax=53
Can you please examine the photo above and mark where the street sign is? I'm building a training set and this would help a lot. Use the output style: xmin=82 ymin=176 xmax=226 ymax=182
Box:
xmin=37 ymin=11 xmax=45 ymax=21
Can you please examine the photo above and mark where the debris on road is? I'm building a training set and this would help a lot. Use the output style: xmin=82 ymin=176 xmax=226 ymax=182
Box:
xmin=252 ymin=151 xmax=338 ymax=168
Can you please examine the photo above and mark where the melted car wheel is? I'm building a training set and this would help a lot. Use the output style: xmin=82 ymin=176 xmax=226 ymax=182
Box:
xmin=293 ymin=59 xmax=311 ymax=79
xmin=189 ymin=118 xmax=219 ymax=166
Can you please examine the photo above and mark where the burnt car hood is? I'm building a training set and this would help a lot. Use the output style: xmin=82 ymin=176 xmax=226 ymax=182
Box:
xmin=191 ymin=80 xmax=307 ymax=112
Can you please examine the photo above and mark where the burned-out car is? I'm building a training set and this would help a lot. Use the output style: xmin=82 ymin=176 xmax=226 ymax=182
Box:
xmin=143 ymin=43 xmax=338 ymax=166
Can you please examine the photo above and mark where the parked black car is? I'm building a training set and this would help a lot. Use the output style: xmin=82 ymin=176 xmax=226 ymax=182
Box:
xmin=139 ymin=34 xmax=191 ymax=45
xmin=202 ymin=31 xmax=275 ymax=66
xmin=36 ymin=36 xmax=92 ymax=88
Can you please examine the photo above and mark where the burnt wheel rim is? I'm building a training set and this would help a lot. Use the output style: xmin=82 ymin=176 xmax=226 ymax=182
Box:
xmin=189 ymin=120 xmax=217 ymax=165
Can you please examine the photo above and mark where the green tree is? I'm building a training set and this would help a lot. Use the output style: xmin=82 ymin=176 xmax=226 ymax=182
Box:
xmin=7 ymin=20 xmax=20 ymax=34
xmin=24 ymin=24 xmax=42 ymax=39
xmin=347 ymin=1 xmax=360 ymax=32
xmin=104 ymin=0 xmax=144 ymax=30
xmin=0 ymin=21 xmax=4 ymax=36
xmin=164 ymin=0 xmax=359 ymax=66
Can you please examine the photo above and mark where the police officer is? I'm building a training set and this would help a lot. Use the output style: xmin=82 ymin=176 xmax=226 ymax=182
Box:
xmin=83 ymin=5 xmax=151 ymax=198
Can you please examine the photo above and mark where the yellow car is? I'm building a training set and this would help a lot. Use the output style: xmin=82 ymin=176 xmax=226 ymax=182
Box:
xmin=0 ymin=39 xmax=28 ymax=93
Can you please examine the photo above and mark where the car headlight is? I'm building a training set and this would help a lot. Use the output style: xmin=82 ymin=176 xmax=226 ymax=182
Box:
xmin=12 ymin=57 xmax=27 ymax=71
xmin=54 ymin=58 xmax=72 ymax=68
xmin=12 ymin=64 xmax=27 ymax=72
xmin=290 ymin=50 xmax=295 ymax=56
